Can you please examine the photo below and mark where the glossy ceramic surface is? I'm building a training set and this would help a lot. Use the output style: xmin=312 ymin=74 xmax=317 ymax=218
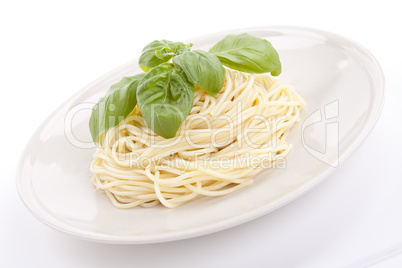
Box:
xmin=16 ymin=26 xmax=385 ymax=244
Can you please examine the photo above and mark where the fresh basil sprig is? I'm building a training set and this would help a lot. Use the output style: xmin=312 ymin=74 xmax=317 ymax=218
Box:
xmin=89 ymin=33 xmax=282 ymax=142
xmin=139 ymin=40 xmax=192 ymax=72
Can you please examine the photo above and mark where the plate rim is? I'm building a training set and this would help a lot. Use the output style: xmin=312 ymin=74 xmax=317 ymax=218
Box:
xmin=16 ymin=25 xmax=386 ymax=244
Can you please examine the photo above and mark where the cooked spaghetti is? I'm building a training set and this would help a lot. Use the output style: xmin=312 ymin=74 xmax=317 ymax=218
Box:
xmin=91 ymin=69 xmax=305 ymax=208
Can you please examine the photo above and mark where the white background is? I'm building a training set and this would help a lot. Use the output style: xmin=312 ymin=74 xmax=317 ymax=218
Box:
xmin=1 ymin=1 xmax=401 ymax=267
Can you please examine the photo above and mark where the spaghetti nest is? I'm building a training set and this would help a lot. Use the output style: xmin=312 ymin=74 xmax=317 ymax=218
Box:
xmin=91 ymin=69 xmax=305 ymax=208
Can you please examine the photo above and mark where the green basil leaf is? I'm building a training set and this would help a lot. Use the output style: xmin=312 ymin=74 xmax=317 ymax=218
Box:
xmin=138 ymin=40 xmax=192 ymax=69
xmin=209 ymin=33 xmax=281 ymax=75
xmin=89 ymin=73 xmax=145 ymax=143
xmin=139 ymin=65 xmax=152 ymax=72
xmin=172 ymin=50 xmax=226 ymax=97
xmin=155 ymin=48 xmax=176 ymax=60
xmin=136 ymin=62 xmax=194 ymax=139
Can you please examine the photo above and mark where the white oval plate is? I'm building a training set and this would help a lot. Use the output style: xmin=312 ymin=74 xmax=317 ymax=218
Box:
xmin=16 ymin=26 xmax=385 ymax=244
